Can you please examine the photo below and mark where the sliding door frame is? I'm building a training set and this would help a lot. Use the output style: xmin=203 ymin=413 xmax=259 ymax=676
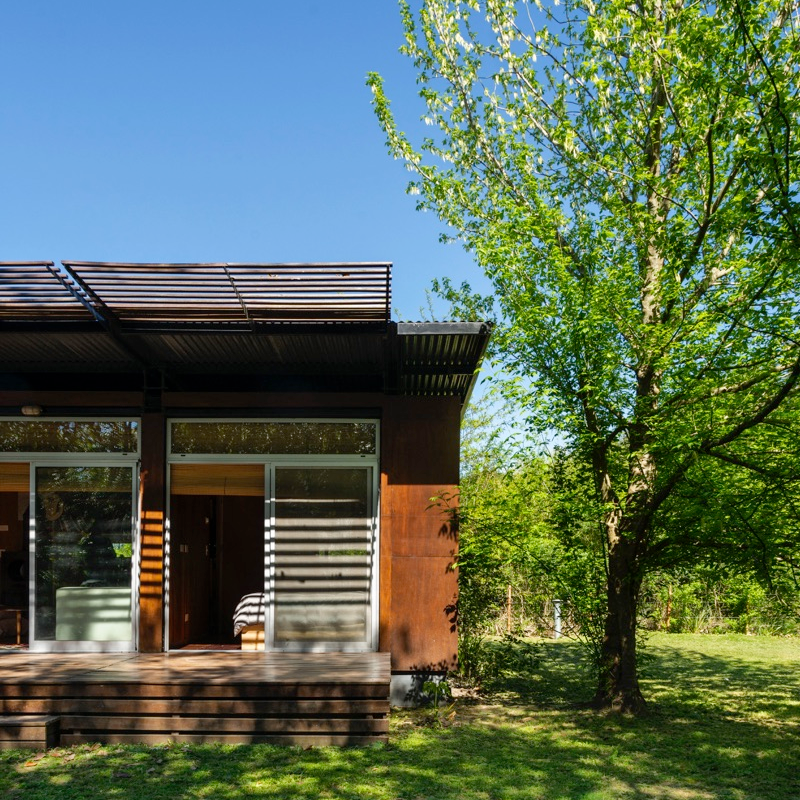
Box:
xmin=0 ymin=417 xmax=141 ymax=653
xmin=267 ymin=462 xmax=379 ymax=653
xmin=28 ymin=457 xmax=139 ymax=653
xmin=165 ymin=418 xmax=380 ymax=653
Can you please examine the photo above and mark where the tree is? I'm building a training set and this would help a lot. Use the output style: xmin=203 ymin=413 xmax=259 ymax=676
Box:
xmin=457 ymin=398 xmax=610 ymax=679
xmin=369 ymin=0 xmax=800 ymax=711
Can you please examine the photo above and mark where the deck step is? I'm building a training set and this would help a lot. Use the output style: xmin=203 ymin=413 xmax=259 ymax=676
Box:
xmin=0 ymin=698 xmax=388 ymax=715
xmin=0 ymin=652 xmax=390 ymax=747
xmin=61 ymin=714 xmax=388 ymax=734
xmin=0 ymin=715 xmax=59 ymax=750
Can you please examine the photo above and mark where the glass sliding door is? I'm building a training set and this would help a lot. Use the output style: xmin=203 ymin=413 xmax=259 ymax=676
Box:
xmin=32 ymin=464 xmax=136 ymax=651
xmin=272 ymin=467 xmax=374 ymax=650
xmin=166 ymin=418 xmax=381 ymax=653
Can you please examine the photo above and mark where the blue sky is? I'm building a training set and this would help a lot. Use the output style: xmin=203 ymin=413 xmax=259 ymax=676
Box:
xmin=0 ymin=1 xmax=488 ymax=320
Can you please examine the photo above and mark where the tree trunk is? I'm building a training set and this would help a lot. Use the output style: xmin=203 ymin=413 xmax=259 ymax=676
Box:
xmin=594 ymin=520 xmax=647 ymax=713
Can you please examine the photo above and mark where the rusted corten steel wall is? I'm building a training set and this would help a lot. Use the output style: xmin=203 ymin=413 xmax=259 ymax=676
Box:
xmin=379 ymin=396 xmax=460 ymax=673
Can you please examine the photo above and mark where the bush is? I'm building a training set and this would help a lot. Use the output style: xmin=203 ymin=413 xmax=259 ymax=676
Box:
xmin=458 ymin=632 xmax=542 ymax=686
xmin=640 ymin=573 xmax=800 ymax=636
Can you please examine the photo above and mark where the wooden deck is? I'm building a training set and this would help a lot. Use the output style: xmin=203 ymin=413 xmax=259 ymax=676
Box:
xmin=0 ymin=651 xmax=390 ymax=747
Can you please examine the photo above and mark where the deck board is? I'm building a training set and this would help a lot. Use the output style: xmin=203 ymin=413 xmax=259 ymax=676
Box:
xmin=0 ymin=651 xmax=390 ymax=746
xmin=0 ymin=651 xmax=391 ymax=683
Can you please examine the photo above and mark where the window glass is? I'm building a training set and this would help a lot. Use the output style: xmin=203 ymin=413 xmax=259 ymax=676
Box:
xmin=273 ymin=467 xmax=372 ymax=644
xmin=171 ymin=421 xmax=376 ymax=455
xmin=34 ymin=465 xmax=133 ymax=642
xmin=0 ymin=421 xmax=138 ymax=453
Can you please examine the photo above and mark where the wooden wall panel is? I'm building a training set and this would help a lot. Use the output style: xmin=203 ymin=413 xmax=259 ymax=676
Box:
xmin=378 ymin=466 xmax=392 ymax=657
xmin=388 ymin=511 xmax=457 ymax=559
xmin=138 ymin=413 xmax=165 ymax=652
xmin=171 ymin=464 xmax=264 ymax=497
xmin=380 ymin=396 xmax=461 ymax=671
xmin=0 ymin=492 xmax=24 ymax=554
xmin=381 ymin=397 xmax=460 ymax=486
xmin=0 ymin=465 xmax=28 ymax=566
xmin=0 ymin=463 xmax=30 ymax=493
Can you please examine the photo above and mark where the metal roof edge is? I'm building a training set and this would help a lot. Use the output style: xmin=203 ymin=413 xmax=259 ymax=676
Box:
xmin=396 ymin=321 xmax=492 ymax=335
xmin=460 ymin=321 xmax=493 ymax=417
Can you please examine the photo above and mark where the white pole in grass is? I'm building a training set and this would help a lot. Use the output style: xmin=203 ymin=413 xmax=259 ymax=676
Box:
xmin=554 ymin=599 xmax=562 ymax=639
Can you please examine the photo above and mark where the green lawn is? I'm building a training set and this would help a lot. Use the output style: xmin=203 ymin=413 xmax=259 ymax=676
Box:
xmin=1 ymin=633 xmax=798 ymax=799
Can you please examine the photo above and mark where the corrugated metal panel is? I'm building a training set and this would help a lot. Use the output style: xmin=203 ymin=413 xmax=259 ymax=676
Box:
xmin=398 ymin=326 xmax=490 ymax=397
xmin=405 ymin=328 xmax=486 ymax=400
xmin=261 ymin=332 xmax=385 ymax=372
xmin=401 ymin=332 xmax=486 ymax=368
xmin=0 ymin=332 xmax=139 ymax=370
xmin=401 ymin=373 xmax=474 ymax=397
xmin=129 ymin=332 xmax=386 ymax=374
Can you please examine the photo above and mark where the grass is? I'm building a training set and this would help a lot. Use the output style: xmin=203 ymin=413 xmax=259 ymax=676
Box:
xmin=1 ymin=633 xmax=798 ymax=799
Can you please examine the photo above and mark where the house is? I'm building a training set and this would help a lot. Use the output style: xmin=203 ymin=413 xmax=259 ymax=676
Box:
xmin=0 ymin=261 xmax=490 ymax=745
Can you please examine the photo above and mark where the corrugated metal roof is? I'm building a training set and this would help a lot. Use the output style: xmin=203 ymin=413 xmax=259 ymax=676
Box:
xmin=397 ymin=324 xmax=491 ymax=398
xmin=131 ymin=331 xmax=386 ymax=374
xmin=0 ymin=263 xmax=491 ymax=401
xmin=0 ymin=332 xmax=137 ymax=371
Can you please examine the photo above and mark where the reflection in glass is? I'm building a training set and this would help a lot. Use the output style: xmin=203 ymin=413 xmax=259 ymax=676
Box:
xmin=34 ymin=466 xmax=133 ymax=642
xmin=0 ymin=420 xmax=138 ymax=453
xmin=274 ymin=468 xmax=372 ymax=644
xmin=171 ymin=421 xmax=376 ymax=455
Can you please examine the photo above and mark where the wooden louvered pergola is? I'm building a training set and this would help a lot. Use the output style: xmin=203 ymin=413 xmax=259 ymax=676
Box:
xmin=0 ymin=260 xmax=392 ymax=324
xmin=0 ymin=262 xmax=95 ymax=320
xmin=60 ymin=261 xmax=393 ymax=324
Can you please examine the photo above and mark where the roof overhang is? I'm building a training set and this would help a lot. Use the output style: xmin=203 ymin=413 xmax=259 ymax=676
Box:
xmin=0 ymin=262 xmax=492 ymax=403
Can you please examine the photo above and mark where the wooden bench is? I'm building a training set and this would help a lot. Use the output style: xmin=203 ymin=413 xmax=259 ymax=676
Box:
xmin=0 ymin=716 xmax=60 ymax=749
xmin=240 ymin=623 xmax=265 ymax=650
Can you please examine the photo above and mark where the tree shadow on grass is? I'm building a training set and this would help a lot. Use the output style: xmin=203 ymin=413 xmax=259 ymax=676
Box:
xmin=477 ymin=637 xmax=597 ymax=707
xmin=2 ymin=709 xmax=797 ymax=800
xmin=1 ymin=636 xmax=797 ymax=799
xmin=641 ymin=637 xmax=800 ymax=725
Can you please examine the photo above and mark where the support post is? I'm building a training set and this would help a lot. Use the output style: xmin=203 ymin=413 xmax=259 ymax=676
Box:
xmin=138 ymin=412 xmax=166 ymax=652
